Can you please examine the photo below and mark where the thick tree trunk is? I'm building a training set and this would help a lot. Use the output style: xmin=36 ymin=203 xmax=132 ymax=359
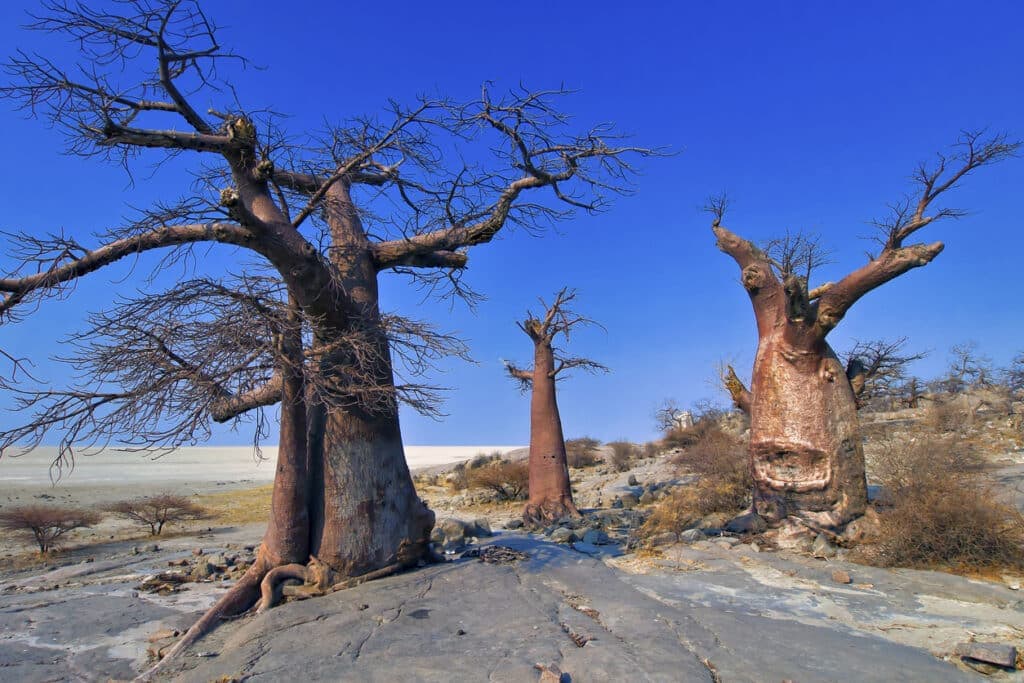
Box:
xmin=748 ymin=331 xmax=868 ymax=528
xmin=523 ymin=342 xmax=579 ymax=524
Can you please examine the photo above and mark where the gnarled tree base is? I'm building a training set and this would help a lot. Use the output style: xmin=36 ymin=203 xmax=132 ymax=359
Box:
xmin=523 ymin=498 xmax=581 ymax=527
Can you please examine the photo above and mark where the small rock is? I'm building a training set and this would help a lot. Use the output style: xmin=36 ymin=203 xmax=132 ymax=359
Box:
xmin=572 ymin=541 xmax=600 ymax=555
xmin=550 ymin=527 xmax=576 ymax=544
xmin=146 ymin=544 xmax=159 ymax=552
xmin=504 ymin=518 xmax=524 ymax=530
xmin=190 ymin=561 xmax=216 ymax=581
xmin=715 ymin=535 xmax=741 ymax=546
xmin=831 ymin=569 xmax=853 ymax=584
xmin=1003 ymin=575 xmax=1021 ymax=591
xmin=131 ymin=547 xmax=141 ymax=555
xmin=678 ymin=529 xmax=704 ymax=543
xmin=647 ymin=531 xmax=678 ymax=547
xmin=627 ymin=474 xmax=639 ymax=486
xmin=954 ymin=642 xmax=1018 ymax=669
xmin=611 ymin=497 xmax=624 ymax=509
xmin=811 ymin=534 xmax=837 ymax=559
xmin=581 ymin=529 xmax=611 ymax=545
xmin=724 ymin=512 xmax=767 ymax=535
xmin=619 ymin=493 xmax=639 ymax=510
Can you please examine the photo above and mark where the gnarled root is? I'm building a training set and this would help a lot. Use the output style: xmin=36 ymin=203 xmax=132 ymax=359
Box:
xmin=135 ymin=549 xmax=275 ymax=681
xmin=256 ymin=563 xmax=309 ymax=613
xmin=523 ymin=499 xmax=581 ymax=527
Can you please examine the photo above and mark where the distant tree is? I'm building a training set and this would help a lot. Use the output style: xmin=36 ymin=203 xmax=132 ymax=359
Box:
xmin=105 ymin=493 xmax=208 ymax=535
xmin=0 ymin=505 xmax=101 ymax=554
xmin=504 ymin=288 xmax=607 ymax=524
xmin=713 ymin=131 xmax=1019 ymax=527
xmin=0 ymin=0 xmax=654 ymax=663
xmin=842 ymin=337 xmax=928 ymax=408
xmin=466 ymin=461 xmax=529 ymax=501
xmin=1004 ymin=351 xmax=1024 ymax=397
xmin=654 ymin=398 xmax=691 ymax=432
xmin=938 ymin=341 xmax=994 ymax=393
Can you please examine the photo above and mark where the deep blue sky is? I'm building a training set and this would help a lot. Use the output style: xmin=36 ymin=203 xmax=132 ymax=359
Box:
xmin=0 ymin=1 xmax=1021 ymax=447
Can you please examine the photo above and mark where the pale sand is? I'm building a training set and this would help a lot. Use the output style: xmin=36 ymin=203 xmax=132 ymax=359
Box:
xmin=0 ymin=445 xmax=524 ymax=502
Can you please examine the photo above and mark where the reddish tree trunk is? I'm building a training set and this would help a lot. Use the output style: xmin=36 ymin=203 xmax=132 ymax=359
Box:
xmin=523 ymin=342 xmax=579 ymax=524
xmin=748 ymin=332 xmax=867 ymax=527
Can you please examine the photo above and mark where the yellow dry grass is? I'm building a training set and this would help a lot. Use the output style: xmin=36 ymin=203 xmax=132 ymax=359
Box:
xmin=194 ymin=484 xmax=273 ymax=526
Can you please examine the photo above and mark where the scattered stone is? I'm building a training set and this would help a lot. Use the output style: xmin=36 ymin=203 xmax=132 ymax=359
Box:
xmin=206 ymin=554 xmax=226 ymax=567
xmin=646 ymin=531 xmax=678 ymax=547
xmin=550 ymin=527 xmax=576 ymax=544
xmin=504 ymin=518 xmax=524 ymax=530
xmin=581 ymin=528 xmax=611 ymax=546
xmin=456 ymin=628 xmax=466 ymax=636
xmin=1003 ymin=575 xmax=1021 ymax=591
xmin=464 ymin=545 xmax=529 ymax=564
xmin=812 ymin=534 xmax=837 ymax=559
xmin=678 ymin=529 xmax=704 ymax=543
xmin=190 ymin=561 xmax=216 ymax=581
xmin=954 ymin=642 xmax=1018 ymax=669
xmin=831 ymin=569 xmax=853 ymax=584
xmin=131 ymin=546 xmax=141 ymax=555
xmin=724 ymin=512 xmax=767 ymax=535
xmin=627 ymin=474 xmax=639 ymax=486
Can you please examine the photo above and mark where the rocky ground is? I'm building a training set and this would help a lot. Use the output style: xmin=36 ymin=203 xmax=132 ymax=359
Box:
xmin=2 ymin=406 xmax=1023 ymax=681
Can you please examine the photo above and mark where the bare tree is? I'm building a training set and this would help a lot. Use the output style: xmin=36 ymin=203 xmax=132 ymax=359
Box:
xmin=712 ymin=131 xmax=1019 ymax=528
xmin=1004 ymin=351 xmax=1024 ymax=397
xmin=939 ymin=341 xmax=994 ymax=393
xmin=0 ymin=504 xmax=101 ymax=554
xmin=841 ymin=337 xmax=928 ymax=408
xmin=104 ymin=493 xmax=208 ymax=536
xmin=0 ymin=1 xmax=655 ymax=664
xmin=504 ymin=288 xmax=607 ymax=524
xmin=654 ymin=398 xmax=692 ymax=432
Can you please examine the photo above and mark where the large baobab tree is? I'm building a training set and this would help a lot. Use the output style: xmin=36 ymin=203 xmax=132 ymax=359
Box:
xmin=714 ymin=131 xmax=1019 ymax=528
xmin=0 ymin=0 xmax=654 ymax=665
xmin=504 ymin=288 xmax=606 ymax=524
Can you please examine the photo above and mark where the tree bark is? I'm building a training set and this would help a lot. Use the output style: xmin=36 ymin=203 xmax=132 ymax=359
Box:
xmin=523 ymin=341 xmax=579 ymax=524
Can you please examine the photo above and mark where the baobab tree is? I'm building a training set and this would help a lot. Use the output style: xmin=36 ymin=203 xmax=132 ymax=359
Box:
xmin=714 ymin=131 xmax=1019 ymax=528
xmin=504 ymin=288 xmax=607 ymax=524
xmin=0 ymin=0 xmax=654 ymax=665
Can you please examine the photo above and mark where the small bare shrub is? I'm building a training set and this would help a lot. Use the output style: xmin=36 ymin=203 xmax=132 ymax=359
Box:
xmin=466 ymin=461 xmax=529 ymax=501
xmin=859 ymin=432 xmax=1024 ymax=571
xmin=641 ymin=441 xmax=660 ymax=459
xmin=607 ymin=440 xmax=638 ymax=472
xmin=566 ymin=437 xmax=601 ymax=468
xmin=0 ymin=505 xmax=101 ymax=554
xmin=922 ymin=399 xmax=974 ymax=434
xmin=642 ymin=427 xmax=750 ymax=539
xmin=104 ymin=493 xmax=208 ymax=536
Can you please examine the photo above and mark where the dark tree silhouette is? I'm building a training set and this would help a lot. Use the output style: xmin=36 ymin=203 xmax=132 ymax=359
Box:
xmin=714 ymin=131 xmax=1019 ymax=528
xmin=0 ymin=504 xmax=101 ymax=554
xmin=505 ymin=288 xmax=607 ymax=524
xmin=842 ymin=337 xmax=928 ymax=408
xmin=0 ymin=1 xmax=655 ymax=666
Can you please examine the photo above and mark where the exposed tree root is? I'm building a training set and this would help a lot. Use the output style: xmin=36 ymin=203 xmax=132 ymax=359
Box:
xmin=256 ymin=563 xmax=309 ymax=613
xmin=135 ymin=550 xmax=275 ymax=681
xmin=330 ymin=561 xmax=403 ymax=592
xmin=523 ymin=499 xmax=581 ymax=527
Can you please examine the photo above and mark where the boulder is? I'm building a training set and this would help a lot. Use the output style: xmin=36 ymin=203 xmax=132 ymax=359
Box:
xmin=831 ymin=569 xmax=853 ymax=584
xmin=550 ymin=527 xmax=577 ymax=544
xmin=724 ymin=512 xmax=767 ymax=535
xmin=190 ymin=561 xmax=215 ymax=581
xmin=954 ymin=642 xmax=1018 ymax=669
xmin=468 ymin=518 xmax=492 ymax=538
xmin=646 ymin=531 xmax=678 ymax=547
xmin=433 ymin=517 xmax=468 ymax=545
xmin=504 ymin=518 xmax=524 ymax=530
xmin=678 ymin=529 xmax=703 ymax=543
xmin=811 ymin=534 xmax=837 ymax=559
xmin=581 ymin=528 xmax=611 ymax=546
xmin=627 ymin=474 xmax=639 ymax=486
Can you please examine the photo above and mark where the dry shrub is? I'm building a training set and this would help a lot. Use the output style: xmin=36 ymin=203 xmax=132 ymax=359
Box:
xmin=566 ymin=437 xmax=601 ymax=468
xmin=447 ymin=451 xmax=503 ymax=492
xmin=104 ymin=493 xmax=208 ymax=536
xmin=642 ymin=427 xmax=750 ymax=538
xmin=466 ymin=460 xmax=529 ymax=501
xmin=607 ymin=440 xmax=638 ymax=472
xmin=923 ymin=399 xmax=974 ymax=434
xmin=0 ymin=504 xmax=101 ymax=554
xmin=860 ymin=432 xmax=1024 ymax=571
xmin=641 ymin=441 xmax=660 ymax=459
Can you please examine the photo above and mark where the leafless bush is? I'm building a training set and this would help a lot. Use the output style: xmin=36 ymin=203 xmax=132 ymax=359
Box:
xmin=859 ymin=431 xmax=1023 ymax=570
xmin=923 ymin=399 xmax=975 ymax=434
xmin=662 ymin=405 xmax=727 ymax=449
xmin=0 ymin=504 xmax=101 ymax=554
xmin=641 ymin=441 xmax=660 ymax=459
xmin=607 ymin=440 xmax=638 ymax=472
xmin=466 ymin=461 xmax=529 ymax=501
xmin=566 ymin=437 xmax=601 ymax=468
xmin=104 ymin=493 xmax=208 ymax=536
xmin=641 ymin=426 xmax=751 ymax=539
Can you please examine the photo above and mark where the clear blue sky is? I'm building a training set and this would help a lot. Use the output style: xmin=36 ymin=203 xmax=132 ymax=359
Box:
xmin=0 ymin=1 xmax=1021 ymax=447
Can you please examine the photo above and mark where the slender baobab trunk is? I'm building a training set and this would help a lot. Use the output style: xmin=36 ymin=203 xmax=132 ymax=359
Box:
xmin=523 ymin=340 xmax=579 ymax=524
